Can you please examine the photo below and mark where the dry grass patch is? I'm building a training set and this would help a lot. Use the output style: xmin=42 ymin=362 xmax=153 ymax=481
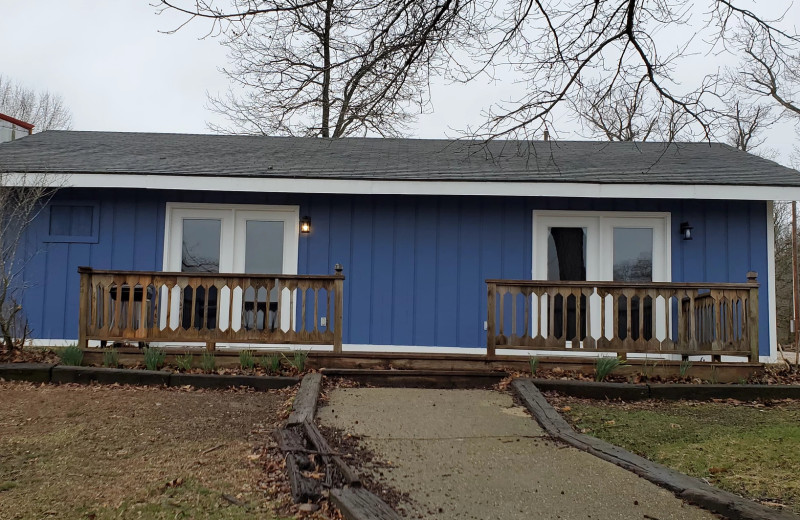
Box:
xmin=0 ymin=382 xmax=294 ymax=520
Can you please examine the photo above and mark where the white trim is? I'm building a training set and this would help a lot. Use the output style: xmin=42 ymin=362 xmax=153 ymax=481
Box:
xmin=531 ymin=210 xmax=671 ymax=282
xmin=766 ymin=200 xmax=778 ymax=363
xmin=163 ymin=202 xmax=300 ymax=273
xmin=9 ymin=172 xmax=800 ymax=201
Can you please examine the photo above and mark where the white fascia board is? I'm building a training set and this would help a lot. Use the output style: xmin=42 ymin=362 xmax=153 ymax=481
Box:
xmin=11 ymin=172 xmax=800 ymax=201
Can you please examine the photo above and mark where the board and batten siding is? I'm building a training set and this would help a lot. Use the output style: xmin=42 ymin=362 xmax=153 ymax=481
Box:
xmin=20 ymin=189 xmax=771 ymax=355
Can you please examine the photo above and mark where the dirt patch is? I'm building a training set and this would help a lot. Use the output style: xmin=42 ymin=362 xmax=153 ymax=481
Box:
xmin=0 ymin=381 xmax=294 ymax=520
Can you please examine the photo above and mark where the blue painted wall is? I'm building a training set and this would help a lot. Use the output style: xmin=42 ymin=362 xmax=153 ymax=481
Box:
xmin=19 ymin=189 xmax=771 ymax=355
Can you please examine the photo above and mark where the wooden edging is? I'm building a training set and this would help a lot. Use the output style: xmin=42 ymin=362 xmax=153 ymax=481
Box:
xmin=320 ymin=368 xmax=507 ymax=389
xmin=278 ymin=373 xmax=402 ymax=520
xmin=0 ymin=363 xmax=298 ymax=390
xmin=530 ymin=378 xmax=800 ymax=401
xmin=512 ymin=378 xmax=799 ymax=520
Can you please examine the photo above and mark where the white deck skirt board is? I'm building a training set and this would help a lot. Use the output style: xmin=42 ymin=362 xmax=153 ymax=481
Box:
xmin=26 ymin=340 xmax=759 ymax=363
xmin=9 ymin=172 xmax=800 ymax=201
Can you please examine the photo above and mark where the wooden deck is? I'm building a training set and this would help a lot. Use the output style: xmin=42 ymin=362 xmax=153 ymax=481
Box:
xmin=486 ymin=273 xmax=760 ymax=362
xmin=77 ymin=267 xmax=761 ymax=364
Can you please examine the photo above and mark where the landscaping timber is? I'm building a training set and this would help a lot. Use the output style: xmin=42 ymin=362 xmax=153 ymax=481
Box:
xmin=51 ymin=365 xmax=170 ymax=386
xmin=512 ymin=378 xmax=799 ymax=520
xmin=170 ymin=372 xmax=297 ymax=390
xmin=287 ymin=372 xmax=323 ymax=426
xmin=303 ymin=420 xmax=361 ymax=487
xmin=532 ymin=379 xmax=649 ymax=400
xmin=331 ymin=487 xmax=402 ymax=520
xmin=531 ymin=379 xmax=800 ymax=401
xmin=320 ymin=368 xmax=506 ymax=389
xmin=0 ymin=363 xmax=54 ymax=383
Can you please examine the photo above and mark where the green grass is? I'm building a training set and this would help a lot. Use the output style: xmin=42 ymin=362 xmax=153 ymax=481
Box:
xmin=560 ymin=400 xmax=800 ymax=513
xmin=258 ymin=354 xmax=281 ymax=374
xmin=175 ymin=353 xmax=194 ymax=371
xmin=57 ymin=345 xmax=83 ymax=366
xmin=201 ymin=351 xmax=216 ymax=373
xmin=238 ymin=350 xmax=255 ymax=370
xmin=143 ymin=347 xmax=166 ymax=371
xmin=102 ymin=349 xmax=119 ymax=368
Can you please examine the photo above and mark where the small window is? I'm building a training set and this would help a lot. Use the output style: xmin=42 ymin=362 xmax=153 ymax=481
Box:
xmin=44 ymin=202 xmax=100 ymax=243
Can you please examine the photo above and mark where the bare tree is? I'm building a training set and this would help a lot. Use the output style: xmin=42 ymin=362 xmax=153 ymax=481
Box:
xmin=158 ymin=0 xmax=474 ymax=137
xmin=730 ymin=22 xmax=800 ymax=121
xmin=570 ymin=77 xmax=696 ymax=142
xmin=157 ymin=2 xmax=798 ymax=142
xmin=467 ymin=1 xmax=798 ymax=140
xmin=0 ymin=171 xmax=61 ymax=353
xmin=0 ymin=75 xmax=73 ymax=132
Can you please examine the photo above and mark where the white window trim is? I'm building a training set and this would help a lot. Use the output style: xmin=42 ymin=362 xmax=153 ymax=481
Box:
xmin=531 ymin=210 xmax=672 ymax=282
xmin=162 ymin=202 xmax=299 ymax=274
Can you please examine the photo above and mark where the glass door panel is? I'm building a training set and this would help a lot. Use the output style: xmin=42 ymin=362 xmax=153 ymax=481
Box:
xmin=546 ymin=227 xmax=587 ymax=339
xmin=612 ymin=227 xmax=653 ymax=282
xmin=180 ymin=218 xmax=222 ymax=329
xmin=181 ymin=219 xmax=222 ymax=273
xmin=242 ymin=220 xmax=285 ymax=331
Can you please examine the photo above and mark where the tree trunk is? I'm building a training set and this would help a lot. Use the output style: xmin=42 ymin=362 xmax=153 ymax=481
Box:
xmin=320 ymin=0 xmax=333 ymax=138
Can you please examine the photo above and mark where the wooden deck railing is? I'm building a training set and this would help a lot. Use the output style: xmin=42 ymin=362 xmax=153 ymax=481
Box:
xmin=486 ymin=273 xmax=759 ymax=361
xmin=78 ymin=266 xmax=344 ymax=352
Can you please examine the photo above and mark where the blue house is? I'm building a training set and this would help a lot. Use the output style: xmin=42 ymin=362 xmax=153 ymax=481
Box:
xmin=2 ymin=131 xmax=798 ymax=363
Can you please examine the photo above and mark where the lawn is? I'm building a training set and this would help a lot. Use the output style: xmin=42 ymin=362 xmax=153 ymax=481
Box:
xmin=553 ymin=397 xmax=800 ymax=514
xmin=0 ymin=382 xmax=294 ymax=520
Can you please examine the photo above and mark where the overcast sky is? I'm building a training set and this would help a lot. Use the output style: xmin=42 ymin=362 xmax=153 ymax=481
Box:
xmin=1 ymin=1 xmax=797 ymax=166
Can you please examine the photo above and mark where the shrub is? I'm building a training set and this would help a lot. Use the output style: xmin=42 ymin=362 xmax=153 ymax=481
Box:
xmin=102 ymin=348 xmax=119 ymax=368
xmin=175 ymin=353 xmax=194 ymax=372
xmin=595 ymin=356 xmax=627 ymax=382
xmin=239 ymin=350 xmax=256 ymax=370
xmin=200 ymin=351 xmax=216 ymax=373
xmin=259 ymin=354 xmax=281 ymax=374
xmin=143 ymin=347 xmax=166 ymax=371
xmin=58 ymin=345 xmax=83 ymax=366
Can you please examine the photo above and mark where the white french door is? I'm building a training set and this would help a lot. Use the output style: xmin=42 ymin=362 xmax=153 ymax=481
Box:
xmin=162 ymin=203 xmax=299 ymax=334
xmin=532 ymin=211 xmax=670 ymax=344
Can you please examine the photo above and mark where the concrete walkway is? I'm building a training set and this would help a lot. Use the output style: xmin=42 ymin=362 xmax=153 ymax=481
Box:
xmin=318 ymin=388 xmax=718 ymax=520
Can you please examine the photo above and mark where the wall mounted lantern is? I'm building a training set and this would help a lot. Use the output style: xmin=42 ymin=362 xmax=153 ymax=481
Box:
xmin=680 ymin=221 xmax=693 ymax=241
xmin=300 ymin=216 xmax=312 ymax=234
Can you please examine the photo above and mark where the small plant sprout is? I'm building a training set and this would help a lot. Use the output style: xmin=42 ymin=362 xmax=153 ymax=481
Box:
xmin=143 ymin=347 xmax=166 ymax=371
xmin=641 ymin=357 xmax=660 ymax=380
xmin=239 ymin=350 xmax=256 ymax=370
xmin=102 ymin=348 xmax=119 ymax=368
xmin=528 ymin=356 xmax=539 ymax=375
xmin=58 ymin=345 xmax=83 ymax=366
xmin=175 ymin=353 xmax=194 ymax=372
xmin=259 ymin=354 xmax=281 ymax=374
xmin=679 ymin=358 xmax=693 ymax=378
xmin=595 ymin=356 xmax=627 ymax=382
xmin=201 ymin=351 xmax=216 ymax=373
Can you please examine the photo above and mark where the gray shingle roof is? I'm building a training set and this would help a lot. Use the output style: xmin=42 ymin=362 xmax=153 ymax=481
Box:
xmin=1 ymin=130 xmax=799 ymax=186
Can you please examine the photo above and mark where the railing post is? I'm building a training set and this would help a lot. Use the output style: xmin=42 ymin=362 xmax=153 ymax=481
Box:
xmin=487 ymin=281 xmax=496 ymax=359
xmin=747 ymin=271 xmax=759 ymax=363
xmin=333 ymin=264 xmax=344 ymax=354
xmin=77 ymin=266 xmax=91 ymax=349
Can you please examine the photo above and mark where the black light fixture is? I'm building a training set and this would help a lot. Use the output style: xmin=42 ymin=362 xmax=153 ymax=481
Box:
xmin=300 ymin=216 xmax=312 ymax=234
xmin=680 ymin=221 xmax=693 ymax=241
